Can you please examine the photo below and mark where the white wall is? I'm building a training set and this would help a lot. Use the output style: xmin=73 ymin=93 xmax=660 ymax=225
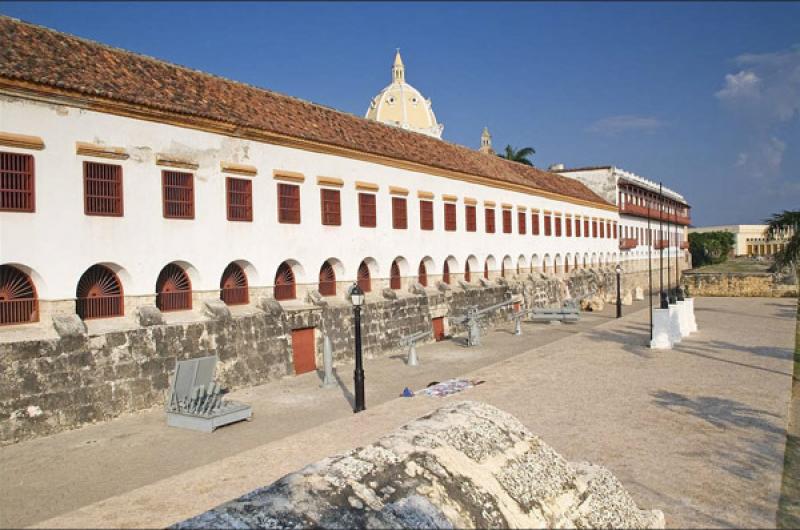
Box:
xmin=0 ymin=94 xmax=620 ymax=300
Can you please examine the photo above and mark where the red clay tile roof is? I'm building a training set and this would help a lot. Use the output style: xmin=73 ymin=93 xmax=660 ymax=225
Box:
xmin=0 ymin=16 xmax=611 ymax=207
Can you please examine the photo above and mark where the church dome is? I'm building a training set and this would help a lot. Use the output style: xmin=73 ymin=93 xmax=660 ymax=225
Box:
xmin=365 ymin=51 xmax=444 ymax=139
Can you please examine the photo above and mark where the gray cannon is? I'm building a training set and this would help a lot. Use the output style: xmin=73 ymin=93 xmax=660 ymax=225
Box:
xmin=450 ymin=298 xmax=514 ymax=347
xmin=165 ymin=355 xmax=252 ymax=433
xmin=399 ymin=329 xmax=432 ymax=366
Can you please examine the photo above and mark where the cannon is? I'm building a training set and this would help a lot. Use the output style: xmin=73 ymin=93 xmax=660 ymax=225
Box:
xmin=450 ymin=297 xmax=514 ymax=346
xmin=399 ymin=329 xmax=432 ymax=366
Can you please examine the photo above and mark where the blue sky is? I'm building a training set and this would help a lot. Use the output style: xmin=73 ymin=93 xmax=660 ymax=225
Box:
xmin=2 ymin=2 xmax=798 ymax=226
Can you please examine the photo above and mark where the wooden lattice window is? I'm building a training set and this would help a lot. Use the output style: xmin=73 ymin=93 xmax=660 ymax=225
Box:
xmin=76 ymin=264 xmax=124 ymax=319
xmin=613 ymin=222 xmax=618 ymax=239
xmin=443 ymin=261 xmax=450 ymax=284
xmin=484 ymin=261 xmax=489 ymax=279
xmin=220 ymin=262 xmax=249 ymax=305
xmin=444 ymin=203 xmax=456 ymax=231
xmin=485 ymin=208 xmax=495 ymax=233
xmin=518 ymin=212 xmax=526 ymax=234
xmin=420 ymin=200 xmax=433 ymax=230
xmin=531 ymin=212 xmax=540 ymax=235
xmin=501 ymin=261 xmax=505 ymax=278
xmin=544 ymin=213 xmax=552 ymax=236
xmin=0 ymin=152 xmax=35 ymax=212
xmin=84 ymin=161 xmax=123 ymax=217
xmin=156 ymin=263 xmax=192 ymax=311
xmin=464 ymin=262 xmax=471 ymax=282
xmin=418 ymin=261 xmax=428 ymax=287
xmin=0 ymin=265 xmax=38 ymax=325
xmin=390 ymin=260 xmax=401 ymax=290
xmin=318 ymin=261 xmax=336 ymax=296
xmin=502 ymin=209 xmax=512 ymax=234
xmin=162 ymin=171 xmax=194 ymax=219
xmin=274 ymin=262 xmax=296 ymax=301
xmin=392 ymin=197 xmax=407 ymax=229
xmin=465 ymin=205 xmax=476 ymax=232
xmin=278 ymin=183 xmax=300 ymax=224
xmin=357 ymin=261 xmax=371 ymax=293
xmin=575 ymin=218 xmax=582 ymax=237
xmin=226 ymin=177 xmax=252 ymax=222
xmin=592 ymin=220 xmax=598 ymax=238
xmin=566 ymin=217 xmax=572 ymax=237
xmin=321 ymin=189 xmax=341 ymax=226
xmin=584 ymin=218 xmax=590 ymax=237
xmin=555 ymin=216 xmax=562 ymax=237
xmin=359 ymin=193 xmax=376 ymax=228
xmin=599 ymin=220 xmax=605 ymax=238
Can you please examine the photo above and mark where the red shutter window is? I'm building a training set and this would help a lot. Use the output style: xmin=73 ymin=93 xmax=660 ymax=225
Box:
xmin=84 ymin=161 xmax=123 ymax=216
xmin=485 ymin=208 xmax=495 ymax=233
xmin=0 ymin=152 xmax=35 ymax=212
xmin=226 ymin=177 xmax=252 ymax=221
xmin=390 ymin=260 xmax=401 ymax=290
xmin=357 ymin=261 xmax=371 ymax=293
xmin=518 ymin=212 xmax=526 ymax=234
xmin=320 ymin=189 xmax=341 ymax=225
xmin=484 ymin=261 xmax=489 ymax=279
xmin=465 ymin=205 xmax=476 ymax=232
xmin=566 ymin=217 xmax=572 ymax=237
xmin=0 ymin=264 xmax=38 ymax=325
xmin=613 ymin=222 xmax=618 ymax=239
xmin=162 ymin=171 xmax=194 ymax=219
xmin=599 ymin=220 xmax=605 ymax=238
xmin=584 ymin=218 xmax=590 ymax=237
xmin=592 ymin=220 xmax=598 ymax=238
xmin=607 ymin=221 xmax=612 ymax=238
xmin=358 ymin=193 xmax=376 ymax=227
xmin=220 ymin=262 xmax=249 ymax=305
xmin=531 ymin=212 xmax=540 ymax=235
xmin=502 ymin=209 xmax=512 ymax=233
xmin=544 ymin=213 xmax=552 ymax=236
xmin=274 ymin=262 xmax=296 ymax=301
xmin=420 ymin=200 xmax=434 ymax=230
xmin=418 ymin=261 xmax=428 ymax=287
xmin=318 ymin=261 xmax=336 ymax=296
xmin=278 ymin=183 xmax=300 ymax=224
xmin=156 ymin=263 xmax=192 ymax=311
xmin=444 ymin=202 xmax=456 ymax=231
xmin=392 ymin=197 xmax=407 ymax=229
xmin=442 ymin=261 xmax=450 ymax=284
xmin=575 ymin=217 xmax=582 ymax=237
xmin=555 ymin=216 xmax=562 ymax=237
xmin=464 ymin=262 xmax=471 ymax=282
xmin=76 ymin=264 xmax=124 ymax=319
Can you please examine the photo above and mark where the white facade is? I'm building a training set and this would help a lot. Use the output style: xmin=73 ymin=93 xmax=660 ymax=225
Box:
xmin=0 ymin=93 xmax=620 ymax=315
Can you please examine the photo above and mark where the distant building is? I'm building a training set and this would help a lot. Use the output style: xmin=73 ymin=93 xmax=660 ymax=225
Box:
xmin=689 ymin=225 xmax=794 ymax=257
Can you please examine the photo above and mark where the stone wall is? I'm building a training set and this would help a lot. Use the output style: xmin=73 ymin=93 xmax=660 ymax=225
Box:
xmin=1 ymin=270 xmax=619 ymax=446
xmin=682 ymin=271 xmax=798 ymax=298
xmin=174 ymin=401 xmax=665 ymax=529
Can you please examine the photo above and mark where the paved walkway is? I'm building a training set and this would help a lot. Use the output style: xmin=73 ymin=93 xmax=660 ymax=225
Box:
xmin=2 ymin=298 xmax=796 ymax=528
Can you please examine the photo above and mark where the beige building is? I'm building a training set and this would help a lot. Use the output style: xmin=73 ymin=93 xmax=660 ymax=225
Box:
xmin=689 ymin=225 xmax=794 ymax=257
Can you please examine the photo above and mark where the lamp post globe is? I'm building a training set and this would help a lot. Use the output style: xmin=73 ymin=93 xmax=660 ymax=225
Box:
xmin=349 ymin=283 xmax=366 ymax=413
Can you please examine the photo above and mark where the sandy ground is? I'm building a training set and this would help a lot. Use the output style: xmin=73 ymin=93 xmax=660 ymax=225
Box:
xmin=1 ymin=297 xmax=796 ymax=528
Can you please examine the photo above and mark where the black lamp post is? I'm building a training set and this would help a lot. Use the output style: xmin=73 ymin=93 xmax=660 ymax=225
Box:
xmin=349 ymin=283 xmax=365 ymax=413
xmin=615 ymin=263 xmax=622 ymax=318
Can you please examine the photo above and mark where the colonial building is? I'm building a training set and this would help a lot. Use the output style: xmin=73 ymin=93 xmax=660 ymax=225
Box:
xmin=689 ymin=225 xmax=794 ymax=257
xmin=553 ymin=165 xmax=691 ymax=274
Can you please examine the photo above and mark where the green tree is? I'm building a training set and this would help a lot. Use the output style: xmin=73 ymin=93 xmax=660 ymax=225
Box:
xmin=765 ymin=210 xmax=800 ymax=272
xmin=498 ymin=145 xmax=535 ymax=166
xmin=688 ymin=231 xmax=735 ymax=267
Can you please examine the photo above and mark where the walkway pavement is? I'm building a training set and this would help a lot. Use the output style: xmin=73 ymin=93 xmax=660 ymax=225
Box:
xmin=1 ymin=298 xmax=796 ymax=528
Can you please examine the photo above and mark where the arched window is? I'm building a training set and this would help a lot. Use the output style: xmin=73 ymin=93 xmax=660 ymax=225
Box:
xmin=464 ymin=262 xmax=471 ymax=282
xmin=156 ymin=263 xmax=192 ymax=311
xmin=357 ymin=261 xmax=371 ymax=293
xmin=318 ymin=261 xmax=336 ymax=296
xmin=76 ymin=264 xmax=123 ymax=319
xmin=390 ymin=260 xmax=401 ymax=290
xmin=484 ymin=260 xmax=489 ymax=279
xmin=501 ymin=262 xmax=505 ymax=278
xmin=418 ymin=261 xmax=428 ymax=287
xmin=0 ymin=265 xmax=38 ymax=325
xmin=443 ymin=261 xmax=450 ymax=284
xmin=274 ymin=262 xmax=295 ymax=301
xmin=221 ymin=262 xmax=249 ymax=305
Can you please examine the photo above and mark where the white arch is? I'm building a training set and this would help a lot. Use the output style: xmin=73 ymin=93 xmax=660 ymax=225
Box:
xmin=391 ymin=256 xmax=409 ymax=277
xmin=517 ymin=254 xmax=528 ymax=273
xmin=275 ymin=258 xmax=302 ymax=284
xmin=323 ymin=257 xmax=346 ymax=278
xmin=554 ymin=254 xmax=563 ymax=275
xmin=543 ymin=253 xmax=552 ymax=274
xmin=531 ymin=254 xmax=540 ymax=272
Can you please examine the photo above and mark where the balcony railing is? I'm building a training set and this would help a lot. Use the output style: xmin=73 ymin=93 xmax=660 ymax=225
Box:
xmin=76 ymin=295 xmax=123 ymax=320
xmin=619 ymin=238 xmax=638 ymax=250
xmin=619 ymin=203 xmax=691 ymax=225
xmin=0 ymin=298 xmax=38 ymax=325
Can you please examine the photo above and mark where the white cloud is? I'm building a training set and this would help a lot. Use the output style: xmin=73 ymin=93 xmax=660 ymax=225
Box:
xmin=716 ymin=70 xmax=761 ymax=101
xmin=585 ymin=115 xmax=664 ymax=136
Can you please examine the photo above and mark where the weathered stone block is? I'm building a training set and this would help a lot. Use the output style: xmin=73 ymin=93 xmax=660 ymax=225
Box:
xmin=306 ymin=290 xmax=328 ymax=307
xmin=581 ymin=296 xmax=605 ymax=312
xmin=136 ymin=305 xmax=165 ymax=327
xmin=203 ymin=300 xmax=231 ymax=321
xmin=52 ymin=314 xmax=87 ymax=339
xmin=381 ymin=288 xmax=397 ymax=300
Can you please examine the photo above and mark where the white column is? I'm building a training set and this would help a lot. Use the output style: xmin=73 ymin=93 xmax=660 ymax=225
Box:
xmin=650 ymin=309 xmax=673 ymax=349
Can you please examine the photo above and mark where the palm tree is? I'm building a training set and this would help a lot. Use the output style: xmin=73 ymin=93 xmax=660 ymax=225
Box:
xmin=765 ymin=210 xmax=800 ymax=271
xmin=498 ymin=145 xmax=535 ymax=166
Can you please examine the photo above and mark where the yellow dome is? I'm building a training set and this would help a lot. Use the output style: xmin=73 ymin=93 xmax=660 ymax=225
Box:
xmin=365 ymin=51 xmax=444 ymax=139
